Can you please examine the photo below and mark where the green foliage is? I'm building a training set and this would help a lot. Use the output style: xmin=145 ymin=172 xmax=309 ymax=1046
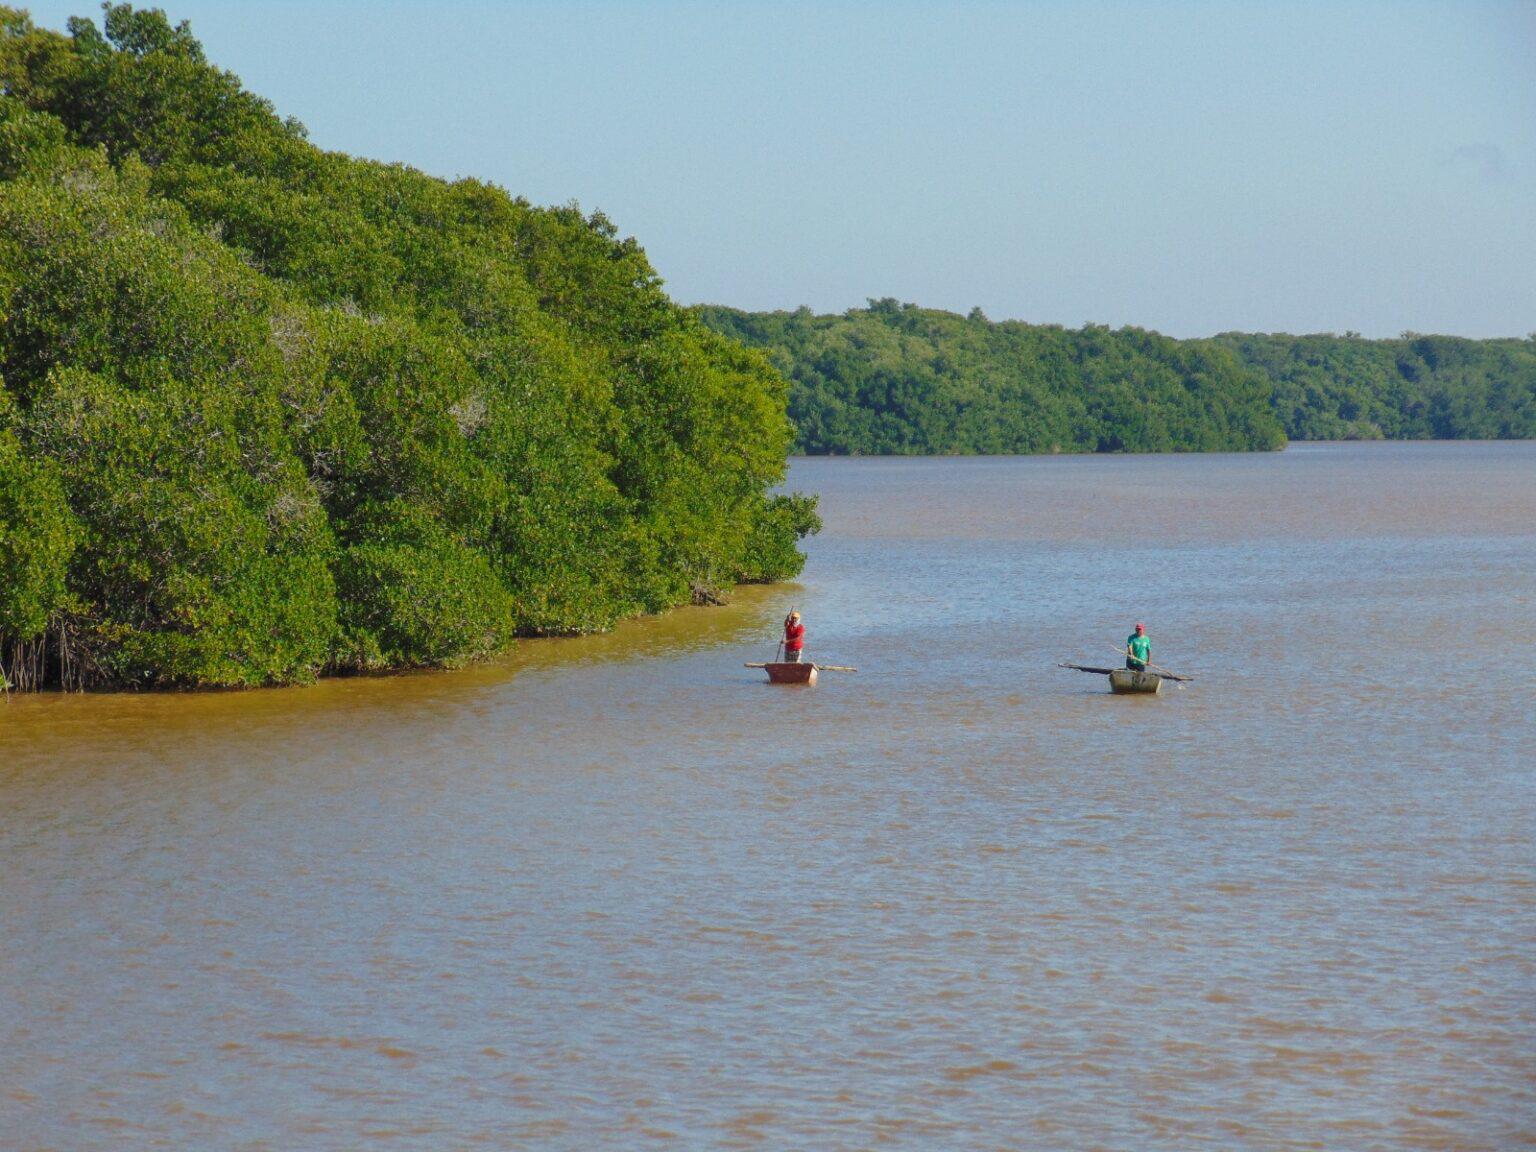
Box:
xmin=0 ymin=422 xmax=78 ymax=638
xmin=1214 ymin=332 xmax=1536 ymax=441
xmin=696 ymin=301 xmax=1288 ymax=455
xmin=698 ymin=303 xmax=1535 ymax=455
xmin=334 ymin=501 xmax=515 ymax=669
xmin=0 ymin=5 xmax=814 ymax=688
xmin=736 ymin=493 xmax=821 ymax=584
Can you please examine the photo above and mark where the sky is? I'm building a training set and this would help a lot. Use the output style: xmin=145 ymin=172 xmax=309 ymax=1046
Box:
xmin=19 ymin=0 xmax=1536 ymax=337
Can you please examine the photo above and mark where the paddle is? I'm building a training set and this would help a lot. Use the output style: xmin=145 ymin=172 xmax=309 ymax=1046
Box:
xmin=1109 ymin=648 xmax=1193 ymax=682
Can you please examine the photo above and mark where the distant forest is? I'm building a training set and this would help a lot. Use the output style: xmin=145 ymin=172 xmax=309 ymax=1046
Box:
xmin=697 ymin=302 xmax=1536 ymax=455
xmin=1214 ymin=331 xmax=1536 ymax=442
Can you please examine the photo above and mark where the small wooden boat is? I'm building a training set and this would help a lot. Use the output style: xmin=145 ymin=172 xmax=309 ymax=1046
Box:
xmin=1108 ymin=668 xmax=1162 ymax=694
xmin=765 ymin=661 xmax=816 ymax=685
xmin=744 ymin=661 xmax=857 ymax=685
xmin=1060 ymin=662 xmax=1178 ymax=695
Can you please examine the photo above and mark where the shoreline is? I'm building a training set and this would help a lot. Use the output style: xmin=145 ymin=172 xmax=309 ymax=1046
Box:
xmin=0 ymin=582 xmax=796 ymax=700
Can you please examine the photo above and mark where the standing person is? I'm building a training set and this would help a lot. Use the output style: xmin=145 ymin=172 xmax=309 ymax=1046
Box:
xmin=1125 ymin=622 xmax=1151 ymax=671
xmin=783 ymin=611 xmax=806 ymax=663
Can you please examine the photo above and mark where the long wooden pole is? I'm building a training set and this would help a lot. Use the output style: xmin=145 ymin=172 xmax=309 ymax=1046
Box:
xmin=744 ymin=662 xmax=857 ymax=672
xmin=1109 ymin=648 xmax=1193 ymax=682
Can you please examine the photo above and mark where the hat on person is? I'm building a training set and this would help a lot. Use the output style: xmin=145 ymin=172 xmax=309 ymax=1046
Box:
xmin=1134 ymin=622 xmax=1145 ymax=633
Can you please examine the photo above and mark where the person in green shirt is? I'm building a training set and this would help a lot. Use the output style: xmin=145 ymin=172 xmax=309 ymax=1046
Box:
xmin=1126 ymin=623 xmax=1151 ymax=671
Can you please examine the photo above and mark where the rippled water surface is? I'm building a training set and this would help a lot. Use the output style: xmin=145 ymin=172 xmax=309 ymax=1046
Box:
xmin=3 ymin=442 xmax=1534 ymax=1150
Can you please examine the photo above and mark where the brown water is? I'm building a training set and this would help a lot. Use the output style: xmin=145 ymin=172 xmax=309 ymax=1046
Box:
xmin=3 ymin=441 xmax=1534 ymax=1150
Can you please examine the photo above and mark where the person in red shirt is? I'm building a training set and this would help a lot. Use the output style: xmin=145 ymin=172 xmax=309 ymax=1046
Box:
xmin=782 ymin=610 xmax=806 ymax=662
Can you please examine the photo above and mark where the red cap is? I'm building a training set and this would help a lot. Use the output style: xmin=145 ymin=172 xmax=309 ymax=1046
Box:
xmin=1134 ymin=622 xmax=1145 ymax=632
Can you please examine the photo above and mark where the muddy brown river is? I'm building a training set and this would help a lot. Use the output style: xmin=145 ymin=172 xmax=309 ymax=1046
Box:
xmin=3 ymin=442 xmax=1533 ymax=1149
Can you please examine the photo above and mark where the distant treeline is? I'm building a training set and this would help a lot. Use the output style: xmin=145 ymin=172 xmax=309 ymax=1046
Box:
xmin=1213 ymin=331 xmax=1536 ymax=441
xmin=697 ymin=301 xmax=1536 ymax=454
xmin=0 ymin=6 xmax=816 ymax=690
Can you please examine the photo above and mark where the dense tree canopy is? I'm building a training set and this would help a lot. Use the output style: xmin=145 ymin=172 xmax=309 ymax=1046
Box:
xmin=1214 ymin=332 xmax=1536 ymax=441
xmin=698 ymin=303 xmax=1536 ymax=455
xmin=698 ymin=301 xmax=1287 ymax=455
xmin=0 ymin=5 xmax=817 ymax=689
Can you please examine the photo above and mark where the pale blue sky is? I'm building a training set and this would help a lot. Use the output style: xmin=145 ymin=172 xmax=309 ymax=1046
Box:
xmin=21 ymin=1 xmax=1536 ymax=337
